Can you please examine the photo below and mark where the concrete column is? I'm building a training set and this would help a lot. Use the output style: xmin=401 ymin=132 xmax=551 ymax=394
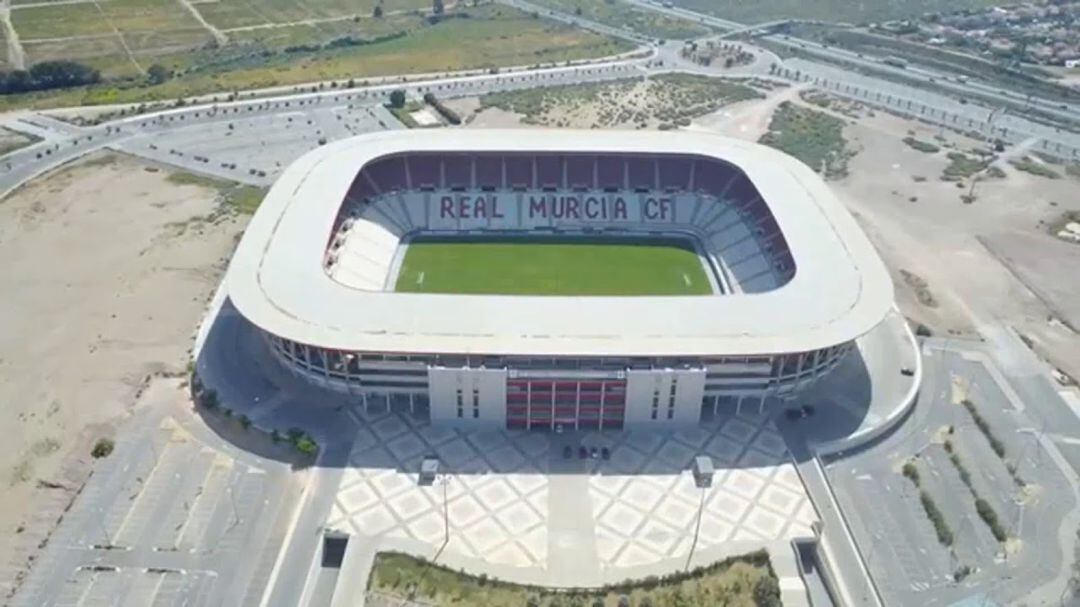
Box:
xmin=575 ymin=382 xmax=582 ymax=431
xmin=526 ymin=381 xmax=532 ymax=431
xmin=793 ymin=352 xmax=806 ymax=389
xmin=599 ymin=382 xmax=607 ymax=431
xmin=549 ymin=383 xmax=556 ymax=431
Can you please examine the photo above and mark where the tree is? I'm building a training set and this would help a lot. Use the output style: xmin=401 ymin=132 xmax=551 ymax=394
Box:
xmin=91 ymin=438 xmax=115 ymax=459
xmin=373 ymin=4 xmax=383 ymax=17
xmin=389 ymin=88 xmax=406 ymax=108
xmin=432 ymin=0 xmax=444 ymax=15
xmin=0 ymin=60 xmax=99 ymax=94
xmin=147 ymin=63 xmax=170 ymax=85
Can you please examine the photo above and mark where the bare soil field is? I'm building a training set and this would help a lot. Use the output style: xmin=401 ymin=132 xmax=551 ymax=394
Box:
xmin=463 ymin=74 xmax=767 ymax=130
xmin=0 ymin=153 xmax=244 ymax=597
xmin=829 ymin=110 xmax=1080 ymax=380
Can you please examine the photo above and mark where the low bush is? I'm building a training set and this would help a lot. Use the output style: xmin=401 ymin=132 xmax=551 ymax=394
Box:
xmin=976 ymin=498 xmax=1008 ymax=542
xmin=91 ymin=438 xmax=115 ymax=459
xmin=920 ymin=491 xmax=954 ymax=546
xmin=295 ymin=434 xmax=318 ymax=456
xmin=903 ymin=136 xmax=940 ymax=153
xmin=962 ymin=400 xmax=1006 ymax=458
xmin=1010 ymin=157 xmax=1061 ymax=179
xmin=902 ymin=461 xmax=920 ymax=485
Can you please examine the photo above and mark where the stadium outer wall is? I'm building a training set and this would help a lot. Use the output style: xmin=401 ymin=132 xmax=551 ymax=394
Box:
xmin=261 ymin=334 xmax=854 ymax=431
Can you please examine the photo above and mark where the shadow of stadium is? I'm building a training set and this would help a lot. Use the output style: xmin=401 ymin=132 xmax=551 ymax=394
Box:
xmin=193 ymin=297 xmax=877 ymax=476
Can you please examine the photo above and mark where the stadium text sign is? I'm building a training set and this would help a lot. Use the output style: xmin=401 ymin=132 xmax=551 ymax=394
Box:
xmin=437 ymin=192 xmax=677 ymax=223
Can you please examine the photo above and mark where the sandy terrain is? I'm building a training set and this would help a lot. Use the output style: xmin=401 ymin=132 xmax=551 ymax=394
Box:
xmin=687 ymin=83 xmax=810 ymax=140
xmin=829 ymin=110 xmax=1080 ymax=380
xmin=0 ymin=153 xmax=244 ymax=596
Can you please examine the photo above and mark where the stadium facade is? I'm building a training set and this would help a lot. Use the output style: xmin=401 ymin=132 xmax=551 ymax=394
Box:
xmin=226 ymin=129 xmax=894 ymax=431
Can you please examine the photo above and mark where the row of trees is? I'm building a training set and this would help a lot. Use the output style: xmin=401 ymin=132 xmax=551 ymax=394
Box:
xmin=0 ymin=60 xmax=100 ymax=95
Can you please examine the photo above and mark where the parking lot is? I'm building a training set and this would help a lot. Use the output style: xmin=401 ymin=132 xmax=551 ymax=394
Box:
xmin=827 ymin=340 xmax=1075 ymax=606
xmin=12 ymin=381 xmax=306 ymax=607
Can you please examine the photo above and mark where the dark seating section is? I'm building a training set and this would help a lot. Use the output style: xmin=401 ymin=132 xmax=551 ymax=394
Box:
xmin=364 ymin=156 xmax=408 ymax=194
xmin=407 ymin=154 xmax=440 ymax=190
xmin=626 ymin=157 xmax=654 ymax=191
xmin=596 ymin=156 xmax=624 ymax=191
xmin=535 ymin=155 xmax=560 ymax=189
xmin=444 ymin=155 xmax=471 ymax=190
xmin=474 ymin=156 xmax=502 ymax=191
xmin=658 ymin=157 xmax=692 ymax=192
xmin=566 ymin=155 xmax=594 ymax=191
xmin=505 ymin=156 xmax=532 ymax=190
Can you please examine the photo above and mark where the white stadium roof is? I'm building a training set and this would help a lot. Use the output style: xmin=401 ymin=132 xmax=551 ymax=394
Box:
xmin=225 ymin=129 xmax=893 ymax=357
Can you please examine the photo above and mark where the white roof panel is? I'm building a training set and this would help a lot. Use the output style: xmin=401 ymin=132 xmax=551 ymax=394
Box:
xmin=225 ymin=129 xmax=893 ymax=357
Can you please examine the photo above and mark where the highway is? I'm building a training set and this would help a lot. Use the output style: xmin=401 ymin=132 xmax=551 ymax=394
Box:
xmin=618 ymin=0 xmax=1080 ymax=126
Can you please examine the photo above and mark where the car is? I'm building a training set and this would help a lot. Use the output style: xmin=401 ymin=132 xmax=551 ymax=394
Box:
xmin=901 ymin=367 xmax=915 ymax=376
xmin=563 ymin=445 xmax=572 ymax=459
xmin=578 ymin=446 xmax=588 ymax=459
xmin=590 ymin=447 xmax=599 ymax=459
xmin=601 ymin=447 xmax=610 ymax=460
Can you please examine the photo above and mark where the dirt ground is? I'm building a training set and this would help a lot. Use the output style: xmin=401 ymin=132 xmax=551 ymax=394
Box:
xmin=822 ymin=107 xmax=1080 ymax=381
xmin=0 ymin=153 xmax=244 ymax=595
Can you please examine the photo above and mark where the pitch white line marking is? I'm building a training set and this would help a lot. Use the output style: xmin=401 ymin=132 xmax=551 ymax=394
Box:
xmin=682 ymin=273 xmax=691 ymax=287
xmin=416 ymin=271 xmax=425 ymax=286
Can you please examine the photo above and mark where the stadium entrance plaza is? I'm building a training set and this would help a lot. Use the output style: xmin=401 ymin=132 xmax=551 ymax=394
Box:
xmin=326 ymin=405 xmax=817 ymax=584
xmin=186 ymin=297 xmax=918 ymax=600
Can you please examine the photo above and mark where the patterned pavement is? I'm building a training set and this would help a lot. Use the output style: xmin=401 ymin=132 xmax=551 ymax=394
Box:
xmin=327 ymin=406 xmax=818 ymax=573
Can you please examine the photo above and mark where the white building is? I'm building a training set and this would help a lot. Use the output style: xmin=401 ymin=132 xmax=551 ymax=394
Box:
xmin=225 ymin=129 xmax=895 ymax=430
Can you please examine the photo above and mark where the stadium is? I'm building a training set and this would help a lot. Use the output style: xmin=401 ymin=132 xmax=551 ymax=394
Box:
xmin=225 ymin=129 xmax=894 ymax=431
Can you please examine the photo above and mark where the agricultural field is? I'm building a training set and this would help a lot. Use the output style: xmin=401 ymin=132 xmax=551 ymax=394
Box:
xmin=478 ymin=73 xmax=762 ymax=129
xmin=0 ymin=3 xmax=630 ymax=110
xmin=669 ymin=0 xmax=1006 ymax=26
xmin=528 ymin=0 xmax=712 ymax=40
xmin=758 ymin=101 xmax=854 ymax=179
xmin=195 ymin=0 xmax=429 ymax=30
xmin=394 ymin=235 xmax=714 ymax=296
xmin=368 ymin=550 xmax=781 ymax=607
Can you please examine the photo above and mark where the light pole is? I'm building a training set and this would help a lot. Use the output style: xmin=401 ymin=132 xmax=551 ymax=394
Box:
xmin=685 ymin=483 xmax=706 ymax=571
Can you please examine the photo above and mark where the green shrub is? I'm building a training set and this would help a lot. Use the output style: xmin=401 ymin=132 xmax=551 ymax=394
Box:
xmin=902 ymin=461 xmax=920 ymax=485
xmin=91 ymin=437 xmax=115 ymax=459
xmin=1010 ymin=158 xmax=1061 ymax=179
xmin=920 ymin=491 xmax=954 ymax=546
xmin=296 ymin=435 xmax=318 ymax=456
xmin=975 ymin=498 xmax=1007 ymax=542
xmin=903 ymin=136 xmax=940 ymax=153
xmin=962 ymin=400 xmax=1006 ymax=458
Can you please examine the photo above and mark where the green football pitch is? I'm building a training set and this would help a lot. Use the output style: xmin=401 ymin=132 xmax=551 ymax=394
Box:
xmin=393 ymin=236 xmax=715 ymax=296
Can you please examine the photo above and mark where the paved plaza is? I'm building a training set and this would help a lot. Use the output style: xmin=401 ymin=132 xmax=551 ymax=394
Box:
xmin=326 ymin=405 xmax=818 ymax=577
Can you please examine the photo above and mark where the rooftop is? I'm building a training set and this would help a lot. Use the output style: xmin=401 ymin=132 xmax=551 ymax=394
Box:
xmin=225 ymin=129 xmax=893 ymax=357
